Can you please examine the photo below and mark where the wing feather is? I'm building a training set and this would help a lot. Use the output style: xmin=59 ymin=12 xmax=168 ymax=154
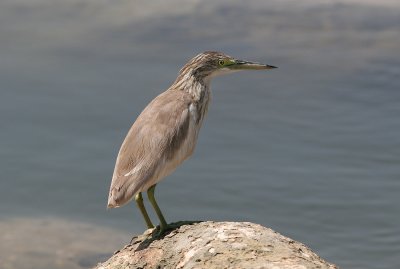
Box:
xmin=107 ymin=89 xmax=192 ymax=207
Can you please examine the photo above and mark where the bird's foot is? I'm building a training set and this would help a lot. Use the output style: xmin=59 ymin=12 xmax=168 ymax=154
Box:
xmin=152 ymin=223 xmax=178 ymax=238
xmin=129 ymin=227 xmax=155 ymax=244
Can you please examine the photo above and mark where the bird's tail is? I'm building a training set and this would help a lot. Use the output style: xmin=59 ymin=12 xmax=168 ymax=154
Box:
xmin=107 ymin=188 xmax=121 ymax=208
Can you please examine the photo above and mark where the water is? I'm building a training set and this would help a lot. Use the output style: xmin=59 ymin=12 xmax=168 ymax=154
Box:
xmin=1 ymin=1 xmax=399 ymax=268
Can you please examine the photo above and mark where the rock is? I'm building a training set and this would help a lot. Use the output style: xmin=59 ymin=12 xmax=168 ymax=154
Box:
xmin=94 ymin=221 xmax=338 ymax=269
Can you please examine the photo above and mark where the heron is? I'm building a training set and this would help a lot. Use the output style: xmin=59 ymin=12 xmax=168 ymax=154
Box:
xmin=107 ymin=51 xmax=276 ymax=235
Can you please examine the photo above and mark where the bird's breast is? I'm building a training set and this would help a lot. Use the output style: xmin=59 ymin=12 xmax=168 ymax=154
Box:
xmin=166 ymin=102 xmax=204 ymax=163
xmin=178 ymin=102 xmax=202 ymax=159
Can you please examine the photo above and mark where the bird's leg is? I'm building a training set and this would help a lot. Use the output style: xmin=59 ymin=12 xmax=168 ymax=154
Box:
xmin=134 ymin=192 xmax=154 ymax=229
xmin=147 ymin=184 xmax=169 ymax=235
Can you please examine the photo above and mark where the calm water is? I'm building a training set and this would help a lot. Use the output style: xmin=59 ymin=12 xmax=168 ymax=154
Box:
xmin=1 ymin=1 xmax=399 ymax=268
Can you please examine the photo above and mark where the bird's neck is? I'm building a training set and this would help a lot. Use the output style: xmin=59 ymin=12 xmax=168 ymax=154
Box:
xmin=173 ymin=73 xmax=211 ymax=102
xmin=173 ymin=72 xmax=212 ymax=125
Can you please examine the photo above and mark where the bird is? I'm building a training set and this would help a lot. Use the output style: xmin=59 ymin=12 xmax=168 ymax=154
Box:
xmin=107 ymin=51 xmax=277 ymax=235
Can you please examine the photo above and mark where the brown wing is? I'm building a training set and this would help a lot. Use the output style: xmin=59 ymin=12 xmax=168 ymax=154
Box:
xmin=107 ymin=89 xmax=192 ymax=207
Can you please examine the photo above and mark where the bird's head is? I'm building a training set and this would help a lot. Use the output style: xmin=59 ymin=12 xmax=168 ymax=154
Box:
xmin=177 ymin=51 xmax=277 ymax=82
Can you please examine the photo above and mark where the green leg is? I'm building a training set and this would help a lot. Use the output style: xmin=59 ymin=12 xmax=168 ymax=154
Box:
xmin=135 ymin=192 xmax=154 ymax=229
xmin=147 ymin=184 xmax=168 ymax=235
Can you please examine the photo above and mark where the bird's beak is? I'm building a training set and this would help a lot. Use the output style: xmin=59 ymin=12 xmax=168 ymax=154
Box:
xmin=229 ymin=60 xmax=277 ymax=70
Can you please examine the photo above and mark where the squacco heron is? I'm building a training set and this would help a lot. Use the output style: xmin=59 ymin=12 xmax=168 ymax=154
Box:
xmin=107 ymin=51 xmax=276 ymax=235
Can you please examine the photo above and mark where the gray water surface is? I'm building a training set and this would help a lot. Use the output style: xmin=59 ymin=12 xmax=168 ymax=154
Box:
xmin=1 ymin=1 xmax=399 ymax=268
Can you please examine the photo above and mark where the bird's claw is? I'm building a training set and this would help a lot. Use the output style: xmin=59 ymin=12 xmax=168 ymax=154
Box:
xmin=152 ymin=223 xmax=177 ymax=238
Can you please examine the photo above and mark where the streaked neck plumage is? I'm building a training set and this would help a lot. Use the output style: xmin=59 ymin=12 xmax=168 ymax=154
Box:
xmin=171 ymin=67 xmax=212 ymax=125
xmin=173 ymin=70 xmax=211 ymax=102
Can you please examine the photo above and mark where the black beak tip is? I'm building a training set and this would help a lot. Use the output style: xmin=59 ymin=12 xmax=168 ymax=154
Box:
xmin=268 ymin=65 xmax=278 ymax=69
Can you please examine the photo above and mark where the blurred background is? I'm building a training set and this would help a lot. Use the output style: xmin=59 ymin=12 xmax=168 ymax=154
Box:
xmin=0 ymin=0 xmax=399 ymax=268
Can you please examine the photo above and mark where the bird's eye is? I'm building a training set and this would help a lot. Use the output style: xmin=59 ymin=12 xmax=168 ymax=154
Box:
xmin=218 ymin=60 xmax=225 ymax=66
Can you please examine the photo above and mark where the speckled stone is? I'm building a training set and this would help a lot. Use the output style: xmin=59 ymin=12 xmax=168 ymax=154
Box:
xmin=94 ymin=221 xmax=339 ymax=269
